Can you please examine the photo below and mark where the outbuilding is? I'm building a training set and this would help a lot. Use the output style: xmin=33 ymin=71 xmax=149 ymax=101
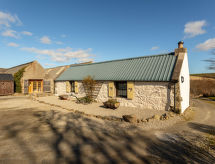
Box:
xmin=0 ymin=74 xmax=14 ymax=96
xmin=2 ymin=61 xmax=68 ymax=94
xmin=55 ymin=41 xmax=190 ymax=113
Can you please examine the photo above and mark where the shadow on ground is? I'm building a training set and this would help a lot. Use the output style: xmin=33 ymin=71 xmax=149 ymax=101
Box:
xmin=2 ymin=109 xmax=215 ymax=164
xmin=188 ymin=122 xmax=215 ymax=135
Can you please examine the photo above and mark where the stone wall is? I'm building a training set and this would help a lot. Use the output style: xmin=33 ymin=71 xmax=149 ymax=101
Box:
xmin=55 ymin=81 xmax=67 ymax=95
xmin=95 ymin=82 xmax=174 ymax=110
xmin=55 ymin=81 xmax=174 ymax=111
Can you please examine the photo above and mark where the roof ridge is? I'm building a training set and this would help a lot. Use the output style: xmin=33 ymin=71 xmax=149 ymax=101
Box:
xmin=6 ymin=61 xmax=34 ymax=69
xmin=69 ymin=52 xmax=174 ymax=68
xmin=45 ymin=65 xmax=67 ymax=70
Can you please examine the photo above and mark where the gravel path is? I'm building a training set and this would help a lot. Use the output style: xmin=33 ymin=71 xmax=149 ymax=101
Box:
xmin=0 ymin=96 xmax=214 ymax=163
xmin=35 ymin=96 xmax=183 ymax=130
xmin=36 ymin=96 xmax=168 ymax=119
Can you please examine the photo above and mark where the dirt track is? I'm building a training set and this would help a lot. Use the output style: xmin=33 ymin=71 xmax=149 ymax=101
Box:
xmin=0 ymin=96 xmax=214 ymax=164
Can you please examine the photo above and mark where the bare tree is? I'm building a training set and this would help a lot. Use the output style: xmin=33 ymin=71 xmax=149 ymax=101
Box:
xmin=204 ymin=50 xmax=215 ymax=70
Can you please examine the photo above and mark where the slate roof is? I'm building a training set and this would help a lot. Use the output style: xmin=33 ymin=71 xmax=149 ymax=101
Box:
xmin=56 ymin=52 xmax=177 ymax=82
xmin=4 ymin=61 xmax=34 ymax=75
xmin=45 ymin=66 xmax=68 ymax=80
xmin=0 ymin=74 xmax=14 ymax=81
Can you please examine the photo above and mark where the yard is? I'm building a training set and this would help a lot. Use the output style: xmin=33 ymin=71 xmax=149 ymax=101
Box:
xmin=0 ymin=96 xmax=215 ymax=163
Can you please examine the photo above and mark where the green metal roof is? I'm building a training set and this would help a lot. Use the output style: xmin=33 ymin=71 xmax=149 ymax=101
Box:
xmin=56 ymin=52 xmax=177 ymax=82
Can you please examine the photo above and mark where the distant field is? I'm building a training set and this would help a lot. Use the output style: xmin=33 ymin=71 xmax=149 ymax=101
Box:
xmin=190 ymin=73 xmax=215 ymax=98
xmin=190 ymin=73 xmax=215 ymax=79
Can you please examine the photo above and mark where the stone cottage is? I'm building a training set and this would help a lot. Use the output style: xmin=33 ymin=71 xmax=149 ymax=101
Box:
xmin=2 ymin=61 xmax=68 ymax=94
xmin=55 ymin=41 xmax=190 ymax=113
xmin=0 ymin=74 xmax=14 ymax=96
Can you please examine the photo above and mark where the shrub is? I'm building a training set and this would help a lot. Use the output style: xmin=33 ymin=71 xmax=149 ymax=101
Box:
xmin=190 ymin=79 xmax=215 ymax=97
xmin=14 ymin=67 xmax=26 ymax=93
xmin=76 ymin=96 xmax=93 ymax=104
xmin=82 ymin=76 xmax=96 ymax=99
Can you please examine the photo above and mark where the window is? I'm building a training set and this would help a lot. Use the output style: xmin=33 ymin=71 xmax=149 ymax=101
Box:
xmin=33 ymin=81 xmax=37 ymax=91
xmin=38 ymin=81 xmax=41 ymax=92
xmin=43 ymin=80 xmax=51 ymax=92
xmin=70 ymin=81 xmax=75 ymax=92
xmin=115 ymin=81 xmax=127 ymax=98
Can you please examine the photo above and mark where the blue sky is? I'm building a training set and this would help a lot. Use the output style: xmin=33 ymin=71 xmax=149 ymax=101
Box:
xmin=0 ymin=0 xmax=215 ymax=73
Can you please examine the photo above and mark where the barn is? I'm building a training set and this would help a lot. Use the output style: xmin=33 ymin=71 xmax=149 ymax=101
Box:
xmin=55 ymin=41 xmax=190 ymax=113
xmin=0 ymin=74 xmax=14 ymax=96
xmin=1 ymin=61 xmax=68 ymax=94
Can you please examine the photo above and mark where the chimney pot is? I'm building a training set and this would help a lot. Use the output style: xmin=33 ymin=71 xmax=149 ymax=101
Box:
xmin=178 ymin=41 xmax=184 ymax=48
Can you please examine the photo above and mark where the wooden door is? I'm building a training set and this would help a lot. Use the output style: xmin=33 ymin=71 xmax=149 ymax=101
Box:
xmin=28 ymin=80 xmax=43 ymax=93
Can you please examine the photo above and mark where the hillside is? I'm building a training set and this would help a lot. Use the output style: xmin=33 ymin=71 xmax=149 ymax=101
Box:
xmin=190 ymin=73 xmax=215 ymax=79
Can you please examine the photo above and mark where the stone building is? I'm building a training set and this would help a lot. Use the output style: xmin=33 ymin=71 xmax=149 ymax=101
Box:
xmin=1 ymin=61 xmax=68 ymax=94
xmin=55 ymin=41 xmax=190 ymax=113
xmin=0 ymin=74 xmax=14 ymax=96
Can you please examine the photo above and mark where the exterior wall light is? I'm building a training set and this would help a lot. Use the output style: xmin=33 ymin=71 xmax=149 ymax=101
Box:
xmin=181 ymin=76 xmax=184 ymax=83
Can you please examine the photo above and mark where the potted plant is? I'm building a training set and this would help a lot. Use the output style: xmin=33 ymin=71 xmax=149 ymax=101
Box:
xmin=103 ymin=99 xmax=120 ymax=109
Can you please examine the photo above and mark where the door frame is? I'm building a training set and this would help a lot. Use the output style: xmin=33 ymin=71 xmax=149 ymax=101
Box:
xmin=28 ymin=80 xmax=43 ymax=93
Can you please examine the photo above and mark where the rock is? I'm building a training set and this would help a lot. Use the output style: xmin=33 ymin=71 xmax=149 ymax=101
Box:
xmin=137 ymin=119 xmax=140 ymax=123
xmin=95 ymin=115 xmax=102 ymax=119
xmin=169 ymin=112 xmax=174 ymax=117
xmin=122 ymin=114 xmax=137 ymax=123
xmin=141 ymin=119 xmax=147 ymax=123
xmin=141 ymin=119 xmax=145 ymax=122
xmin=86 ymin=114 xmax=92 ymax=117
xmin=59 ymin=95 xmax=69 ymax=100
xmin=152 ymin=114 xmax=160 ymax=120
xmin=160 ymin=113 xmax=170 ymax=120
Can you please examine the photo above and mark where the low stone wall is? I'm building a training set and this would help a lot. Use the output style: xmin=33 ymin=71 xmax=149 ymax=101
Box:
xmin=55 ymin=81 xmax=174 ymax=111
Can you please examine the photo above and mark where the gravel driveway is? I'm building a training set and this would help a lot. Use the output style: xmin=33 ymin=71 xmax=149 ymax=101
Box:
xmin=0 ymin=96 xmax=214 ymax=164
xmin=35 ymin=96 xmax=183 ymax=130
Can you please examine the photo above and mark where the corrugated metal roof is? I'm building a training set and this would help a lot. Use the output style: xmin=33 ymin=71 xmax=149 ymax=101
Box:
xmin=56 ymin=53 xmax=177 ymax=82
xmin=0 ymin=74 xmax=13 ymax=81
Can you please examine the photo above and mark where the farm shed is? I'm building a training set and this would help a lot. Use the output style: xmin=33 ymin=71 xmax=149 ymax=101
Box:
xmin=0 ymin=74 xmax=14 ymax=96
xmin=2 ymin=61 xmax=68 ymax=94
xmin=55 ymin=41 xmax=190 ymax=113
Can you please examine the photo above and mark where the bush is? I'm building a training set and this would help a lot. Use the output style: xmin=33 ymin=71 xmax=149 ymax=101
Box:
xmin=76 ymin=96 xmax=93 ymax=104
xmin=14 ymin=67 xmax=26 ymax=93
xmin=190 ymin=79 xmax=215 ymax=97
xmin=82 ymin=76 xmax=96 ymax=99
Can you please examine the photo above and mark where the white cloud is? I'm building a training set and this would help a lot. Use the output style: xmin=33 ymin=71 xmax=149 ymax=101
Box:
xmin=21 ymin=31 xmax=32 ymax=36
xmin=40 ymin=36 xmax=51 ymax=44
xmin=7 ymin=42 xmax=19 ymax=47
xmin=151 ymin=46 xmax=159 ymax=50
xmin=184 ymin=20 xmax=207 ymax=38
xmin=56 ymin=41 xmax=63 ymax=45
xmin=0 ymin=11 xmax=22 ymax=28
xmin=1 ymin=29 xmax=18 ymax=38
xmin=196 ymin=38 xmax=215 ymax=51
xmin=21 ymin=47 xmax=94 ymax=63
